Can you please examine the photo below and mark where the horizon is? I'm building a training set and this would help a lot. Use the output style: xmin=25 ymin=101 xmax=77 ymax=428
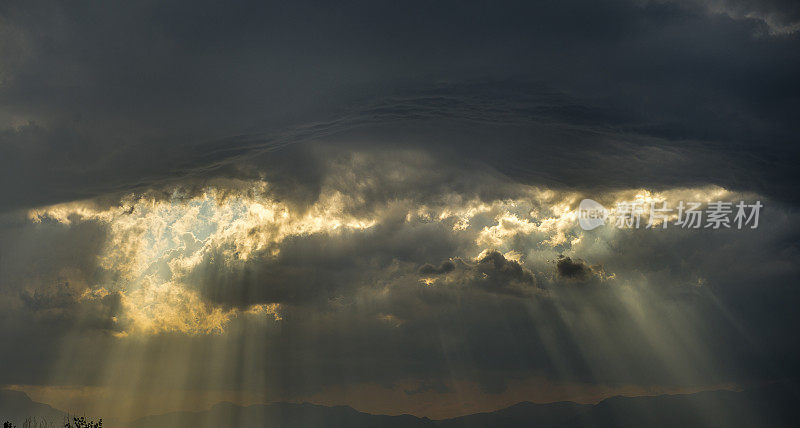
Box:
xmin=1 ymin=369 xmax=746 ymax=419
xmin=0 ymin=384 xmax=769 ymax=422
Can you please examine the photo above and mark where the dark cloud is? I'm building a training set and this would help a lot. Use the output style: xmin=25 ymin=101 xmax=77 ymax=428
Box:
xmin=419 ymin=261 xmax=456 ymax=276
xmin=189 ymin=212 xmax=470 ymax=308
xmin=555 ymin=256 xmax=606 ymax=283
xmin=0 ymin=216 xmax=108 ymax=293
xmin=0 ymin=0 xmax=798 ymax=212
xmin=19 ymin=282 xmax=123 ymax=333
xmin=470 ymin=251 xmax=537 ymax=296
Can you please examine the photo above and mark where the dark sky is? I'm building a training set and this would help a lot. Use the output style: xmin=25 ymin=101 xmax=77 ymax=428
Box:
xmin=0 ymin=0 xmax=799 ymax=420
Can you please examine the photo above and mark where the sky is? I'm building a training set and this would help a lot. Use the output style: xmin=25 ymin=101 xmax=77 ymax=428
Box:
xmin=1 ymin=0 xmax=799 ymax=421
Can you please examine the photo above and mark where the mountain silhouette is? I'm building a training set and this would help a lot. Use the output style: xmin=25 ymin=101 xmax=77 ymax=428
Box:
xmin=125 ymin=401 xmax=437 ymax=428
xmin=437 ymin=401 xmax=591 ymax=428
xmin=3 ymin=382 xmax=799 ymax=427
xmin=441 ymin=382 xmax=800 ymax=428
xmin=0 ymin=389 xmax=65 ymax=425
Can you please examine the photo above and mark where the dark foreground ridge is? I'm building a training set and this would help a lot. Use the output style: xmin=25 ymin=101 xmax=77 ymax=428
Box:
xmin=2 ymin=382 xmax=798 ymax=427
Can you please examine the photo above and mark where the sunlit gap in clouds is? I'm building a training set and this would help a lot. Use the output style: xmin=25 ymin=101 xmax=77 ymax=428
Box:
xmin=14 ymin=175 xmax=772 ymax=420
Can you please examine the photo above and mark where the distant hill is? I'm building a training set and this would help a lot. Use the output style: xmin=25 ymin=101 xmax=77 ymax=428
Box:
xmin=124 ymin=401 xmax=437 ymax=428
xmin=440 ymin=382 xmax=800 ymax=428
xmin=560 ymin=382 xmax=800 ymax=428
xmin=0 ymin=389 xmax=65 ymax=426
xmin=4 ymin=382 xmax=799 ymax=427
xmin=437 ymin=401 xmax=591 ymax=428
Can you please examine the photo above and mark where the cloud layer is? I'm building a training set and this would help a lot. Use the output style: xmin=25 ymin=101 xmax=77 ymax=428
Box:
xmin=1 ymin=153 xmax=797 ymax=420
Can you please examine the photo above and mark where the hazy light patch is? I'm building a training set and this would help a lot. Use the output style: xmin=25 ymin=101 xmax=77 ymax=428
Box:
xmin=5 ymin=384 xmax=274 ymax=423
xmin=119 ymin=279 xmax=234 ymax=335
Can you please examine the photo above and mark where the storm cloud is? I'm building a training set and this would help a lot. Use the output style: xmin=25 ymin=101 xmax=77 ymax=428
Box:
xmin=1 ymin=0 xmax=799 ymax=212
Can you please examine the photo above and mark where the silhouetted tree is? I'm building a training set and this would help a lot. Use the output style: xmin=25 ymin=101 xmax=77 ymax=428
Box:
xmin=63 ymin=417 xmax=100 ymax=428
